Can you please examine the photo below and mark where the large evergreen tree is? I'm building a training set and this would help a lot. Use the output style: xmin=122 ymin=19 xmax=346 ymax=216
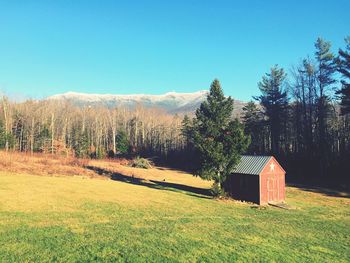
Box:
xmin=336 ymin=36 xmax=350 ymax=115
xmin=314 ymin=38 xmax=336 ymax=177
xmin=256 ymin=65 xmax=288 ymax=154
xmin=191 ymin=79 xmax=250 ymax=195
xmin=314 ymin=38 xmax=336 ymax=144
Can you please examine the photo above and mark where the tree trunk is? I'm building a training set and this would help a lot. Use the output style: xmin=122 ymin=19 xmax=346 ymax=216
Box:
xmin=51 ymin=113 xmax=55 ymax=154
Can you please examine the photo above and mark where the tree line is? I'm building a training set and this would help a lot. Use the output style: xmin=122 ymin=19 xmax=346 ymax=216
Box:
xmin=0 ymin=99 xmax=185 ymax=159
xmin=241 ymin=37 xmax=350 ymax=187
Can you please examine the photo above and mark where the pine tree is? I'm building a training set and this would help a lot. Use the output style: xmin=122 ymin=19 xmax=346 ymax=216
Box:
xmin=0 ymin=120 xmax=15 ymax=149
xmin=256 ymin=65 xmax=288 ymax=154
xmin=242 ymin=101 xmax=264 ymax=153
xmin=191 ymin=79 xmax=250 ymax=195
xmin=336 ymin=36 xmax=350 ymax=115
xmin=72 ymin=130 xmax=89 ymax=158
xmin=314 ymin=38 xmax=336 ymax=143
xmin=181 ymin=115 xmax=193 ymax=147
xmin=35 ymin=125 xmax=51 ymax=153
xmin=116 ymin=130 xmax=130 ymax=155
xmin=314 ymin=38 xmax=336 ymax=178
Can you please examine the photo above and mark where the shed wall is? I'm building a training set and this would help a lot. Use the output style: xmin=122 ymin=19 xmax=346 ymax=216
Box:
xmin=260 ymin=158 xmax=285 ymax=205
xmin=225 ymin=174 xmax=260 ymax=204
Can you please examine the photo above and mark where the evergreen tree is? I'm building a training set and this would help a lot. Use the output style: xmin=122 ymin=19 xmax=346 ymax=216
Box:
xmin=72 ymin=129 xmax=89 ymax=158
xmin=314 ymin=38 xmax=336 ymax=177
xmin=116 ymin=130 xmax=130 ymax=155
xmin=0 ymin=121 xmax=15 ymax=149
xmin=191 ymin=79 xmax=250 ymax=195
xmin=315 ymin=38 xmax=336 ymax=97
xmin=242 ymin=101 xmax=265 ymax=153
xmin=314 ymin=38 xmax=336 ymax=142
xmin=34 ymin=125 xmax=51 ymax=153
xmin=256 ymin=65 xmax=288 ymax=154
xmin=181 ymin=115 xmax=193 ymax=147
xmin=336 ymin=36 xmax=350 ymax=115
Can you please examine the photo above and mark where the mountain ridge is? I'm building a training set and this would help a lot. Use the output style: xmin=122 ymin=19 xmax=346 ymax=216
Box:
xmin=47 ymin=90 xmax=245 ymax=115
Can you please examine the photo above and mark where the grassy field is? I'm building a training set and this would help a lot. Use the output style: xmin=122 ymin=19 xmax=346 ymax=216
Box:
xmin=0 ymin=152 xmax=349 ymax=262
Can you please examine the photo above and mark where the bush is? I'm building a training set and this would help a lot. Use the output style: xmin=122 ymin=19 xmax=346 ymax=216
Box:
xmin=130 ymin=157 xmax=152 ymax=169
xmin=210 ymin=182 xmax=226 ymax=197
xmin=107 ymin=150 xmax=115 ymax=158
xmin=66 ymin=158 xmax=89 ymax=167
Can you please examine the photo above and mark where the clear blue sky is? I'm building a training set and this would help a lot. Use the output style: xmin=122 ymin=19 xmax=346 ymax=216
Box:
xmin=0 ymin=0 xmax=349 ymax=101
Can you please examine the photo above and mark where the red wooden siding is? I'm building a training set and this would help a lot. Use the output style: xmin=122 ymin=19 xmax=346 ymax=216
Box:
xmin=260 ymin=157 xmax=285 ymax=205
xmin=228 ymin=156 xmax=286 ymax=205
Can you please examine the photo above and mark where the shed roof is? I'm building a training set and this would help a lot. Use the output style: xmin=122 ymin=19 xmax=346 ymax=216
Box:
xmin=232 ymin=155 xmax=272 ymax=175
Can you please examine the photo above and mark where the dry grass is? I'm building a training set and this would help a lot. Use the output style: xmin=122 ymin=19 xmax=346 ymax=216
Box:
xmin=0 ymin=151 xmax=97 ymax=178
xmin=0 ymin=151 xmax=211 ymax=189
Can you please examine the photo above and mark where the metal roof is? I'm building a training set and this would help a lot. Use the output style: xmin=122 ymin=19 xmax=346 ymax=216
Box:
xmin=231 ymin=155 xmax=272 ymax=175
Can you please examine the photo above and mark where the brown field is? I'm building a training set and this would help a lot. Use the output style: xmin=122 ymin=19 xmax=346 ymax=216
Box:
xmin=0 ymin=151 xmax=211 ymax=190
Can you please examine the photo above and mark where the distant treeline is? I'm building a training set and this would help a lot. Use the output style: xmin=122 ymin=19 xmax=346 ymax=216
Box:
xmin=0 ymin=99 xmax=185 ymax=159
xmin=1 ymin=37 xmax=349 ymax=188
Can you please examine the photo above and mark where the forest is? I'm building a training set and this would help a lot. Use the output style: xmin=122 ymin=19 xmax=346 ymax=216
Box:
xmin=1 ymin=37 xmax=349 ymax=188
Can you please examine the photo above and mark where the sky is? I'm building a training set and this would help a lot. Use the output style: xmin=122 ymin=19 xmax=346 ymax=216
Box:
xmin=0 ymin=0 xmax=349 ymax=101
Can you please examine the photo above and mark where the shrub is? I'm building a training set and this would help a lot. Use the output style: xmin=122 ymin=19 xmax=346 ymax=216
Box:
xmin=67 ymin=158 xmax=89 ymax=167
xmin=130 ymin=157 xmax=152 ymax=169
xmin=210 ymin=182 xmax=226 ymax=197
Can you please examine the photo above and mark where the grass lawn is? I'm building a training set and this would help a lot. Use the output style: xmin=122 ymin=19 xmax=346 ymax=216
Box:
xmin=0 ymin=157 xmax=349 ymax=262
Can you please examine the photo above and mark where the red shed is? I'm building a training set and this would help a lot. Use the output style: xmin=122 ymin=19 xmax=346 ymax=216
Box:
xmin=224 ymin=155 xmax=286 ymax=205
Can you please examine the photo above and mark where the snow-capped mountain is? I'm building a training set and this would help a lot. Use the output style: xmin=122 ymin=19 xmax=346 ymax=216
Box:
xmin=47 ymin=90 xmax=245 ymax=115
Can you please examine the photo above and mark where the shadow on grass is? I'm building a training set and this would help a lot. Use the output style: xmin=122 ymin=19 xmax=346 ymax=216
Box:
xmin=85 ymin=166 xmax=212 ymax=199
xmin=288 ymin=183 xmax=350 ymax=199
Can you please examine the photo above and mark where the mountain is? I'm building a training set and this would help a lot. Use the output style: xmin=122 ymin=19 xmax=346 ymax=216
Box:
xmin=47 ymin=91 xmax=246 ymax=115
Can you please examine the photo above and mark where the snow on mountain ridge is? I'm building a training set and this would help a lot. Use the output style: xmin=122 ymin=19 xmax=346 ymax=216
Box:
xmin=49 ymin=90 xmax=207 ymax=101
xmin=47 ymin=90 xmax=246 ymax=116
xmin=47 ymin=90 xmax=210 ymax=113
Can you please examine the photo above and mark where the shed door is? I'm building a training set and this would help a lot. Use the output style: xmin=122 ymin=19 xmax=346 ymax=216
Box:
xmin=267 ymin=177 xmax=273 ymax=202
xmin=267 ymin=176 xmax=279 ymax=203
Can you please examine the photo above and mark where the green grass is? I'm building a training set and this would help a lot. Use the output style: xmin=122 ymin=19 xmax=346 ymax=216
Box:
xmin=0 ymin=171 xmax=349 ymax=262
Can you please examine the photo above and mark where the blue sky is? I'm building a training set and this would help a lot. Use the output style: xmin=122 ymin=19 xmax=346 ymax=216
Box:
xmin=0 ymin=0 xmax=349 ymax=101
